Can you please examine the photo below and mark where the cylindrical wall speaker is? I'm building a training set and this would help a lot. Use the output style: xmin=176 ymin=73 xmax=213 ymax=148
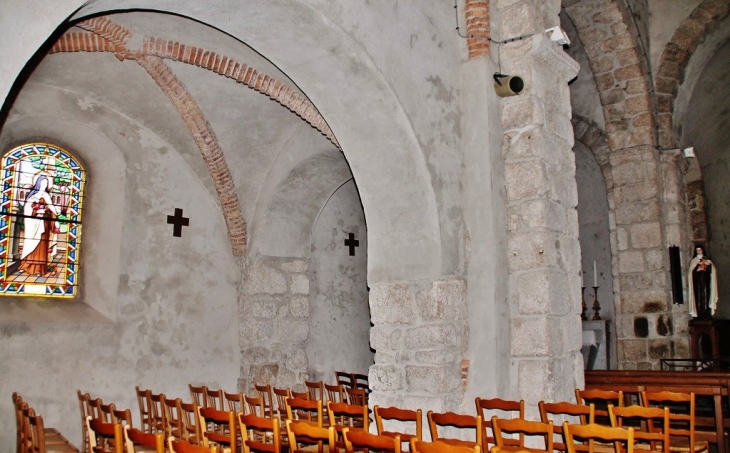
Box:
xmin=494 ymin=75 xmax=526 ymax=97
xmin=669 ymin=245 xmax=683 ymax=305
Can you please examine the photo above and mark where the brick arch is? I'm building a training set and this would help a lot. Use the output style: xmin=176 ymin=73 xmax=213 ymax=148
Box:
xmin=563 ymin=0 xmax=655 ymax=151
xmin=654 ymin=0 xmax=730 ymax=149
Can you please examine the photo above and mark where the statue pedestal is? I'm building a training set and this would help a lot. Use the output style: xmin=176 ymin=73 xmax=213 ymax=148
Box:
xmin=689 ymin=319 xmax=730 ymax=359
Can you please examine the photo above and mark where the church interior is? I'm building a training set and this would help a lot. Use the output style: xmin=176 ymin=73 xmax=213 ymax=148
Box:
xmin=3 ymin=0 xmax=730 ymax=451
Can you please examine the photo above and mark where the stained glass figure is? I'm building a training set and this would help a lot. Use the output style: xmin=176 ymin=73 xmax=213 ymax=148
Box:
xmin=0 ymin=143 xmax=86 ymax=297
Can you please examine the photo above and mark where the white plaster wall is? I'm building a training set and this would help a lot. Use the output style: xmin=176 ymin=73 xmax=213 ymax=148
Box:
xmin=0 ymin=83 xmax=240 ymax=452
xmin=306 ymin=180 xmax=372 ymax=382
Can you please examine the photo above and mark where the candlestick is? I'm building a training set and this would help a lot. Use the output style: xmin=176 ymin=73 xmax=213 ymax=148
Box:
xmin=593 ymin=261 xmax=598 ymax=287
xmin=592 ymin=285 xmax=601 ymax=320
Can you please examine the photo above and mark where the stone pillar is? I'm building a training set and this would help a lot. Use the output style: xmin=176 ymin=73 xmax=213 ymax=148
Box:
xmin=240 ymin=256 xmax=311 ymax=391
xmin=368 ymin=279 xmax=468 ymax=414
xmin=495 ymin=0 xmax=583 ymax=407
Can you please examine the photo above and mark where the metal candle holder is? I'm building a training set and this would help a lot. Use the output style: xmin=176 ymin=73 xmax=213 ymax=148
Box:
xmin=591 ymin=286 xmax=602 ymax=320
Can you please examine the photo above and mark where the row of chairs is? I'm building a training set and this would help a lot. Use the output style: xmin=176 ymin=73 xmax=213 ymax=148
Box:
xmin=14 ymin=392 xmax=78 ymax=453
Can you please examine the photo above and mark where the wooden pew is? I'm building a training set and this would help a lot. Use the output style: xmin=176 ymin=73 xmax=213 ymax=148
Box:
xmin=585 ymin=370 xmax=729 ymax=453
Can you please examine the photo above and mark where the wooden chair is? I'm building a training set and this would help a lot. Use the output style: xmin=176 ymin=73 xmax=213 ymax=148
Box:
xmin=25 ymin=409 xmax=76 ymax=453
xmin=608 ymin=404 xmax=669 ymax=453
xmin=123 ymin=425 xmax=164 ymax=453
xmin=244 ymin=395 xmax=267 ymax=418
xmin=411 ymin=439 xmax=480 ymax=453
xmin=327 ymin=401 xmax=369 ymax=451
xmin=111 ymin=408 xmax=133 ymax=429
xmin=169 ymin=438 xmax=218 ymax=453
xmin=491 ymin=416 xmax=554 ymax=453
xmin=238 ymin=413 xmax=281 ymax=453
xmin=148 ymin=393 xmax=166 ymax=434
xmin=77 ymin=390 xmax=93 ymax=453
xmin=305 ymin=381 xmax=325 ymax=402
xmin=285 ymin=420 xmax=336 ymax=453
xmin=205 ymin=389 xmax=225 ymax=412
xmin=344 ymin=387 xmax=368 ymax=407
xmin=285 ymin=397 xmax=323 ymax=427
xmin=641 ymin=391 xmax=708 ymax=453
xmin=475 ymin=397 xmax=524 ymax=451
xmin=15 ymin=394 xmax=65 ymax=453
xmin=189 ymin=385 xmax=208 ymax=409
xmin=87 ymin=416 xmax=124 ymax=453
xmin=224 ymin=392 xmax=245 ymax=415
xmin=199 ymin=407 xmax=237 ymax=453
xmin=180 ymin=401 xmax=201 ymax=444
xmin=163 ymin=397 xmax=186 ymax=440
xmin=134 ymin=387 xmax=154 ymax=434
xmin=254 ymin=385 xmax=274 ymax=418
xmin=351 ymin=373 xmax=369 ymax=391
xmin=336 ymin=371 xmax=353 ymax=388
xmin=539 ymin=401 xmax=594 ymax=452
xmin=272 ymin=388 xmax=291 ymax=422
xmin=344 ymin=427 xmax=401 ymax=453
xmin=563 ymin=422 xmax=634 ymax=453
xmin=427 ymin=411 xmax=482 ymax=451
xmin=324 ymin=384 xmax=345 ymax=404
xmin=575 ymin=390 xmax=623 ymax=426
xmin=291 ymin=390 xmax=309 ymax=400
xmin=374 ymin=405 xmax=422 ymax=450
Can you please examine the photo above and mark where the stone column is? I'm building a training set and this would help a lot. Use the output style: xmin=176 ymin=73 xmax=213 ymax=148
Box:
xmin=495 ymin=0 xmax=583 ymax=407
xmin=239 ymin=256 xmax=311 ymax=391
xmin=368 ymin=279 xmax=468 ymax=414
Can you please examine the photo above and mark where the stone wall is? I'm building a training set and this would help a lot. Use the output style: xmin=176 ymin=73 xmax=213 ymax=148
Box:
xmin=240 ymin=257 xmax=311 ymax=391
xmin=368 ymin=280 xmax=468 ymax=413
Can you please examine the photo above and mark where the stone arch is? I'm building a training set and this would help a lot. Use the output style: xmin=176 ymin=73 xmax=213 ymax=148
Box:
xmin=563 ymin=0 xmax=655 ymax=150
xmin=69 ymin=0 xmax=442 ymax=285
xmin=654 ymin=0 xmax=730 ymax=149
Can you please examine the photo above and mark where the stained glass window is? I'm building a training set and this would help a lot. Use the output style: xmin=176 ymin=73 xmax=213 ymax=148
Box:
xmin=0 ymin=143 xmax=86 ymax=297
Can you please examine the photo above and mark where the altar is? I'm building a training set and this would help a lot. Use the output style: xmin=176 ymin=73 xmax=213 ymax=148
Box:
xmin=581 ymin=320 xmax=611 ymax=370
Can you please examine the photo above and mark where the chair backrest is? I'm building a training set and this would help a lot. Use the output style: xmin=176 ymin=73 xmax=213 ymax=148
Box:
xmin=327 ymin=401 xmax=369 ymax=431
xmin=99 ymin=402 xmax=117 ymax=424
xmin=180 ymin=401 xmax=200 ymax=444
xmin=204 ymin=388 xmax=224 ymax=412
xmin=575 ymin=389 xmax=623 ymax=424
xmin=112 ymin=408 xmax=133 ymax=429
xmin=87 ymin=416 xmax=124 ymax=453
xmin=410 ymin=439 xmax=481 ymax=453
xmin=198 ymin=407 xmax=237 ymax=453
xmin=148 ymin=393 xmax=166 ymax=434
xmin=492 ymin=416 xmax=554 ymax=453
xmin=563 ymin=422 xmax=634 ymax=453
xmin=163 ymin=397 xmax=185 ymax=439
xmin=244 ymin=395 xmax=266 ymax=417
xmin=344 ymin=428 xmax=401 ymax=453
xmin=641 ymin=390 xmax=697 ymax=453
xmin=539 ymin=401 xmax=594 ymax=452
xmin=272 ymin=387 xmax=291 ymax=421
xmin=238 ymin=413 xmax=281 ymax=453
xmin=476 ymin=397 xmax=525 ymax=449
xmin=427 ymin=411 xmax=482 ymax=450
xmin=123 ymin=425 xmax=164 ymax=453
xmin=335 ymin=371 xmax=353 ymax=388
xmin=134 ymin=387 xmax=153 ymax=434
xmin=285 ymin=398 xmax=323 ymax=427
xmin=304 ymin=381 xmax=324 ymax=402
xmin=374 ymin=405 xmax=423 ymax=445
xmin=608 ymin=404 xmax=669 ymax=453
xmin=78 ymin=390 xmax=93 ymax=453
xmin=224 ymin=392 xmax=245 ymax=414
xmin=254 ymin=384 xmax=274 ymax=418
xmin=344 ymin=387 xmax=367 ymax=406
xmin=188 ymin=385 xmax=208 ymax=409
xmin=351 ymin=373 xmax=369 ymax=390
xmin=169 ymin=438 xmax=218 ymax=453
xmin=285 ymin=420 xmax=335 ymax=452
xmin=291 ymin=390 xmax=309 ymax=400
xmin=324 ymin=384 xmax=344 ymax=405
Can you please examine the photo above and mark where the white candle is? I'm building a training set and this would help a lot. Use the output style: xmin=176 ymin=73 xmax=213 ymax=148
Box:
xmin=593 ymin=261 xmax=598 ymax=287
